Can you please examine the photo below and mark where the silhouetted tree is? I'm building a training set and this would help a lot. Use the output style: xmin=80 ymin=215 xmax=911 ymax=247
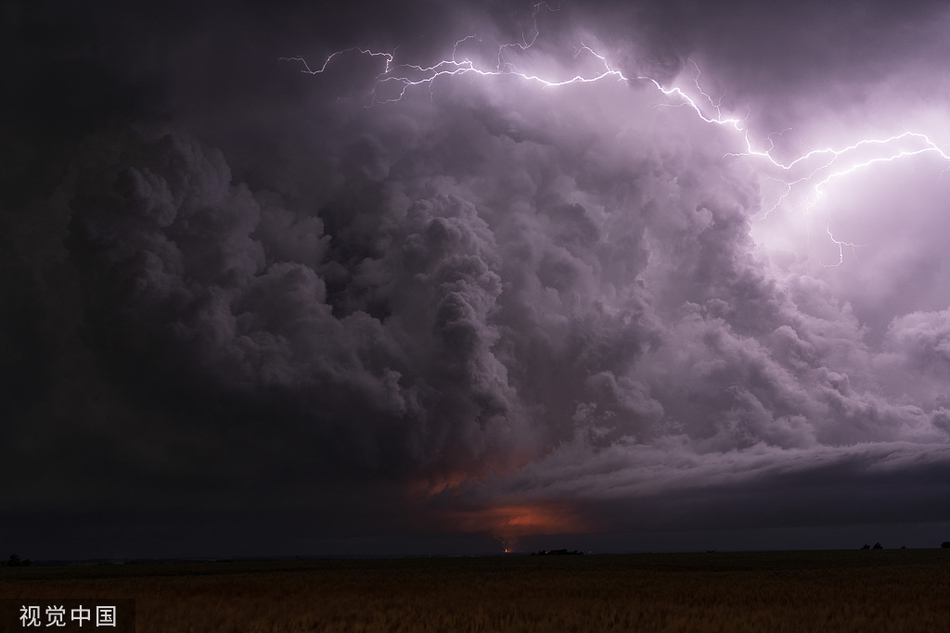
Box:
xmin=861 ymin=544 xmax=870 ymax=550
xmin=872 ymin=542 xmax=883 ymax=550
xmin=942 ymin=541 xmax=950 ymax=549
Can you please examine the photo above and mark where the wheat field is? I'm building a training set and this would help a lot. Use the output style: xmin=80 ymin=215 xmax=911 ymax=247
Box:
xmin=2 ymin=550 xmax=948 ymax=632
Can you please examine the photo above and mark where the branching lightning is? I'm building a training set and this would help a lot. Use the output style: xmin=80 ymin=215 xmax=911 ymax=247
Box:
xmin=278 ymin=3 xmax=627 ymax=103
xmin=280 ymin=2 xmax=950 ymax=267
xmin=823 ymin=224 xmax=865 ymax=268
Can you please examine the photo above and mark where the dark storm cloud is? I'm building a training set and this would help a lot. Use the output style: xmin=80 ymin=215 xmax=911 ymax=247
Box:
xmin=589 ymin=0 xmax=950 ymax=127
xmin=55 ymin=123 xmax=542 ymax=485
xmin=470 ymin=441 xmax=950 ymax=531
xmin=5 ymin=0 xmax=950 ymax=556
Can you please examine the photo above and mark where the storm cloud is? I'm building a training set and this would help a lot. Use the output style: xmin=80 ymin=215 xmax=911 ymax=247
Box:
xmin=4 ymin=0 xmax=950 ymax=557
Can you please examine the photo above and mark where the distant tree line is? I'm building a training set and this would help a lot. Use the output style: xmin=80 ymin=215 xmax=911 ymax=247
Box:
xmin=859 ymin=542 xmax=950 ymax=550
xmin=2 ymin=554 xmax=31 ymax=566
xmin=531 ymin=549 xmax=584 ymax=556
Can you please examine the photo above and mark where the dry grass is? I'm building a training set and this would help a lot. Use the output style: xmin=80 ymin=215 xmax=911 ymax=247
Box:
xmin=2 ymin=550 xmax=948 ymax=632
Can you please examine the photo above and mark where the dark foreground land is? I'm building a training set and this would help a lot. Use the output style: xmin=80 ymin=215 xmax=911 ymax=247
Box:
xmin=2 ymin=549 xmax=949 ymax=632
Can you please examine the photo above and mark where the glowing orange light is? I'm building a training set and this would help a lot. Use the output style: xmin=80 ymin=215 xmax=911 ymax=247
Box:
xmin=441 ymin=502 xmax=591 ymax=551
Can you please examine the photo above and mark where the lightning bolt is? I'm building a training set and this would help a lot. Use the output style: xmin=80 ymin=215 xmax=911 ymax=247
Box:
xmin=277 ymin=3 xmax=627 ymax=104
xmin=280 ymin=3 xmax=950 ymax=267
xmin=823 ymin=224 xmax=865 ymax=268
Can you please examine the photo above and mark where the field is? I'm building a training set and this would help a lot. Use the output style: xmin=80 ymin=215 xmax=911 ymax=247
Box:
xmin=2 ymin=549 xmax=949 ymax=632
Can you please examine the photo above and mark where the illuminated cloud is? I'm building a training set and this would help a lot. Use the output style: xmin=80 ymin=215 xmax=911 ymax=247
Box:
xmin=4 ymin=0 xmax=950 ymax=557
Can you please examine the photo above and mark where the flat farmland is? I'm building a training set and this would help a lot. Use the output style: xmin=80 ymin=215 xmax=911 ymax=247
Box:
xmin=2 ymin=550 xmax=948 ymax=632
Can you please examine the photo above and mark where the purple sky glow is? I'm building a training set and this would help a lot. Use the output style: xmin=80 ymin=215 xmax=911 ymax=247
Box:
xmin=3 ymin=0 xmax=950 ymax=559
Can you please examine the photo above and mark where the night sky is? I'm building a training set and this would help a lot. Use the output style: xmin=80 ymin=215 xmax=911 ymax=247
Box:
xmin=4 ymin=0 xmax=950 ymax=560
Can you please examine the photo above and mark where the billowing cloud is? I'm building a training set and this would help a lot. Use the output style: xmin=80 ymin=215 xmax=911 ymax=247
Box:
xmin=4 ymin=0 xmax=950 ymax=557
